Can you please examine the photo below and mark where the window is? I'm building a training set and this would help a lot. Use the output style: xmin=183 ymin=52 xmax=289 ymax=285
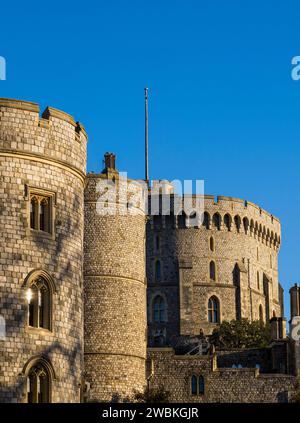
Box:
xmin=212 ymin=213 xmax=221 ymax=230
xmin=155 ymin=260 xmax=161 ymax=282
xmin=27 ymin=275 xmax=51 ymax=330
xmin=243 ymin=217 xmax=249 ymax=234
xmin=209 ymin=261 xmax=216 ymax=281
xmin=208 ymin=296 xmax=219 ymax=323
xmin=224 ymin=214 xmax=231 ymax=231
xmin=209 ymin=237 xmax=214 ymax=252
xmin=29 ymin=190 xmax=54 ymax=234
xmin=234 ymin=215 xmax=241 ymax=232
xmin=259 ymin=305 xmax=264 ymax=323
xmin=153 ymin=296 xmax=166 ymax=323
xmin=191 ymin=375 xmax=198 ymax=395
xmin=27 ymin=362 xmax=50 ymax=403
xmin=257 ymin=271 xmax=260 ymax=290
xmin=202 ymin=212 xmax=210 ymax=229
xmin=191 ymin=375 xmax=205 ymax=396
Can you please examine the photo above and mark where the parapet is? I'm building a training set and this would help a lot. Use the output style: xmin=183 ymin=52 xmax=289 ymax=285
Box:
xmin=0 ymin=98 xmax=87 ymax=180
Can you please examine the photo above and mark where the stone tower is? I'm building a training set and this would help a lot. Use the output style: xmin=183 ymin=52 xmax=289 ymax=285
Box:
xmin=290 ymin=283 xmax=300 ymax=376
xmin=84 ymin=154 xmax=147 ymax=401
xmin=0 ymin=99 xmax=87 ymax=402
xmin=147 ymin=191 xmax=283 ymax=346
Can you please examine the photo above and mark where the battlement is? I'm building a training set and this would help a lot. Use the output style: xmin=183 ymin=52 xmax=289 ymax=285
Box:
xmin=0 ymin=98 xmax=87 ymax=180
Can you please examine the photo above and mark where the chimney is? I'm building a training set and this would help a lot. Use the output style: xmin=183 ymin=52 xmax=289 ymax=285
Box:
xmin=290 ymin=283 xmax=300 ymax=320
xmin=104 ymin=152 xmax=116 ymax=171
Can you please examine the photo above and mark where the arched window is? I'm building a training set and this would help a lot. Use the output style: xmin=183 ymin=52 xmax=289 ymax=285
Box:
xmin=191 ymin=375 xmax=198 ymax=395
xmin=190 ymin=375 xmax=205 ymax=396
xmin=224 ymin=214 xmax=231 ymax=231
xmin=212 ymin=213 xmax=221 ymax=230
xmin=155 ymin=260 xmax=161 ymax=282
xmin=243 ymin=217 xmax=249 ymax=234
xmin=27 ymin=362 xmax=51 ymax=403
xmin=30 ymin=197 xmax=38 ymax=229
xmin=209 ymin=237 xmax=214 ymax=252
xmin=259 ymin=305 xmax=264 ymax=323
xmin=273 ymin=310 xmax=276 ymax=318
xmin=202 ymin=212 xmax=210 ymax=229
xmin=29 ymin=192 xmax=52 ymax=234
xmin=234 ymin=215 xmax=241 ymax=232
xmin=27 ymin=276 xmax=51 ymax=330
xmin=209 ymin=261 xmax=216 ymax=281
xmin=153 ymin=296 xmax=166 ymax=323
xmin=257 ymin=271 xmax=260 ymax=290
xmin=208 ymin=296 xmax=219 ymax=323
xmin=199 ymin=375 xmax=205 ymax=395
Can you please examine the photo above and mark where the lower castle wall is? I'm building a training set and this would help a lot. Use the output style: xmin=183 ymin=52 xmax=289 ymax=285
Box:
xmin=147 ymin=348 xmax=296 ymax=403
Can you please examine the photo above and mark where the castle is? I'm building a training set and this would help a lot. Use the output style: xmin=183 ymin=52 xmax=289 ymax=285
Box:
xmin=0 ymin=98 xmax=299 ymax=403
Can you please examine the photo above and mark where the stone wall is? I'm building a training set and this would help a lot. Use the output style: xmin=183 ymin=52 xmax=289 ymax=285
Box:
xmin=84 ymin=172 xmax=147 ymax=401
xmin=0 ymin=99 xmax=87 ymax=402
xmin=147 ymin=194 xmax=282 ymax=345
xmin=147 ymin=348 xmax=296 ymax=403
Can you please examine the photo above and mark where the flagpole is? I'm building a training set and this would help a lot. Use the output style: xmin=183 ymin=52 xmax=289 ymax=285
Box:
xmin=145 ymin=87 xmax=149 ymax=187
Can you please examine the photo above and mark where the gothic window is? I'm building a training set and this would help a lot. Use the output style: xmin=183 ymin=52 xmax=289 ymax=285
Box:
xmin=155 ymin=260 xmax=161 ymax=282
xmin=209 ymin=261 xmax=216 ymax=281
xmin=153 ymin=296 xmax=166 ymax=323
xmin=29 ymin=190 xmax=54 ymax=234
xmin=224 ymin=214 xmax=231 ymax=231
xmin=191 ymin=375 xmax=205 ymax=396
xmin=27 ymin=362 xmax=50 ymax=403
xmin=191 ymin=375 xmax=198 ymax=395
xmin=27 ymin=276 xmax=51 ymax=330
xmin=209 ymin=237 xmax=214 ymax=252
xmin=212 ymin=213 xmax=221 ymax=230
xmin=234 ymin=215 xmax=241 ymax=232
xmin=243 ymin=217 xmax=249 ymax=234
xmin=208 ymin=296 xmax=219 ymax=323
xmin=202 ymin=212 xmax=210 ymax=229
xmin=199 ymin=375 xmax=205 ymax=395
xmin=259 ymin=305 xmax=264 ymax=323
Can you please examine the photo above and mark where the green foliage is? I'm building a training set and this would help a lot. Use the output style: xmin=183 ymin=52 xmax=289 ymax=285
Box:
xmin=133 ymin=385 xmax=170 ymax=403
xmin=210 ymin=319 xmax=271 ymax=349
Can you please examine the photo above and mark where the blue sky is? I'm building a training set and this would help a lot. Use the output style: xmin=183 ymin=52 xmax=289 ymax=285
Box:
xmin=1 ymin=0 xmax=299 ymax=315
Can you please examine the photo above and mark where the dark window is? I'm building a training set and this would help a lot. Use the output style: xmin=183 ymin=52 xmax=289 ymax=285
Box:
xmin=191 ymin=375 xmax=198 ymax=395
xmin=27 ymin=363 xmax=50 ymax=403
xmin=209 ymin=237 xmax=214 ymax=252
xmin=209 ymin=261 xmax=216 ymax=281
xmin=27 ymin=277 xmax=51 ymax=330
xmin=153 ymin=296 xmax=166 ymax=323
xmin=202 ymin=212 xmax=210 ymax=229
xmin=212 ymin=213 xmax=221 ymax=230
xmin=30 ymin=193 xmax=52 ymax=234
xmin=208 ymin=296 xmax=219 ymax=323
xmin=191 ymin=375 xmax=205 ymax=396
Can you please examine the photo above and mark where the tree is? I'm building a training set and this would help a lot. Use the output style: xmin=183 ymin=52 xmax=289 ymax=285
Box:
xmin=210 ymin=319 xmax=271 ymax=349
xmin=133 ymin=386 xmax=170 ymax=403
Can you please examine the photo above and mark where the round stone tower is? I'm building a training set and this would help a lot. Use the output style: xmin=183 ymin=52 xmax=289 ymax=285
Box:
xmin=84 ymin=154 xmax=147 ymax=401
xmin=0 ymin=99 xmax=87 ymax=402
xmin=147 ymin=191 xmax=283 ymax=346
